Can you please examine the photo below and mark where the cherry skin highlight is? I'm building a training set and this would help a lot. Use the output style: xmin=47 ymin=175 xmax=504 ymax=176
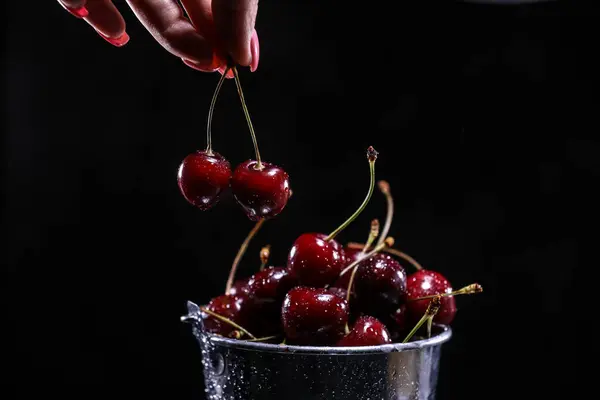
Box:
xmin=337 ymin=253 xmax=407 ymax=319
xmin=203 ymin=294 xmax=253 ymax=337
xmin=231 ymin=160 xmax=291 ymax=221
xmin=281 ymin=287 xmax=349 ymax=345
xmin=406 ymin=270 xmax=456 ymax=325
xmin=227 ymin=279 xmax=250 ymax=296
xmin=287 ymin=233 xmax=346 ymax=287
xmin=337 ymin=316 xmax=392 ymax=347
xmin=177 ymin=151 xmax=231 ymax=210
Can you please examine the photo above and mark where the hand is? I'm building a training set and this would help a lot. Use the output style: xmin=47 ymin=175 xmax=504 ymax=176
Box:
xmin=57 ymin=0 xmax=260 ymax=76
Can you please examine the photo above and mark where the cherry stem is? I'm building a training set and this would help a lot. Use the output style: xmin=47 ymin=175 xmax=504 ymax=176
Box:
xmin=259 ymin=245 xmax=271 ymax=271
xmin=206 ymin=66 xmax=230 ymax=155
xmin=200 ymin=307 xmax=256 ymax=339
xmin=225 ymin=219 xmax=266 ymax=294
xmin=402 ymin=295 xmax=442 ymax=343
xmin=427 ymin=317 xmax=433 ymax=339
xmin=247 ymin=335 xmax=279 ymax=342
xmin=231 ymin=66 xmax=263 ymax=170
xmin=376 ymin=180 xmax=394 ymax=248
xmin=409 ymin=283 xmax=483 ymax=302
xmin=346 ymin=243 xmax=424 ymax=271
xmin=339 ymin=236 xmax=395 ymax=277
xmin=362 ymin=219 xmax=380 ymax=253
xmin=325 ymin=146 xmax=379 ymax=242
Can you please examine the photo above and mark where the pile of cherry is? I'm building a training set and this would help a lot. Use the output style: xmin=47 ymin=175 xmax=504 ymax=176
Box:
xmin=178 ymin=96 xmax=483 ymax=346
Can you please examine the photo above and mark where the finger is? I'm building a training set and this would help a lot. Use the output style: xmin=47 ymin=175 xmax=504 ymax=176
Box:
xmin=125 ymin=0 xmax=214 ymax=66
xmin=212 ymin=0 xmax=258 ymax=66
xmin=58 ymin=0 xmax=89 ymax=18
xmin=83 ymin=0 xmax=129 ymax=46
xmin=179 ymin=0 xmax=217 ymax=43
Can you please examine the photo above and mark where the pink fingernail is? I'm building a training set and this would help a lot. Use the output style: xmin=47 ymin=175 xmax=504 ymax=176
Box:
xmin=182 ymin=59 xmax=219 ymax=73
xmin=64 ymin=5 xmax=89 ymax=18
xmin=97 ymin=31 xmax=130 ymax=47
xmin=250 ymin=30 xmax=260 ymax=72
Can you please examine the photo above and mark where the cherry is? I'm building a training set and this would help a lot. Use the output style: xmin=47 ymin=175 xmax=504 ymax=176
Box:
xmin=177 ymin=68 xmax=232 ymax=210
xmin=246 ymin=266 xmax=298 ymax=304
xmin=337 ymin=316 xmax=392 ymax=347
xmin=202 ymin=293 xmax=255 ymax=338
xmin=287 ymin=233 xmax=346 ymax=287
xmin=337 ymin=252 xmax=407 ymax=318
xmin=229 ymin=66 xmax=292 ymax=221
xmin=406 ymin=270 xmax=456 ymax=326
xmin=177 ymin=151 xmax=231 ymax=210
xmin=287 ymin=147 xmax=379 ymax=287
xmin=281 ymin=287 xmax=349 ymax=345
xmin=231 ymin=160 xmax=291 ymax=221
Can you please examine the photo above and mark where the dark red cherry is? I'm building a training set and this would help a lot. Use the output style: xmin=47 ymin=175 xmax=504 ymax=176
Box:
xmin=231 ymin=160 xmax=291 ymax=221
xmin=384 ymin=304 xmax=408 ymax=342
xmin=177 ymin=150 xmax=232 ymax=210
xmin=203 ymin=293 xmax=253 ymax=337
xmin=337 ymin=316 xmax=392 ymax=347
xmin=336 ymin=253 xmax=407 ymax=318
xmin=243 ymin=267 xmax=297 ymax=336
xmin=287 ymin=233 xmax=346 ymax=287
xmin=406 ymin=270 xmax=456 ymax=325
xmin=246 ymin=267 xmax=298 ymax=304
xmin=282 ymin=286 xmax=349 ymax=345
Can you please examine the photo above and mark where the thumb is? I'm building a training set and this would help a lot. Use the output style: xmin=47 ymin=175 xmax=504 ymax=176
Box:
xmin=212 ymin=0 xmax=258 ymax=67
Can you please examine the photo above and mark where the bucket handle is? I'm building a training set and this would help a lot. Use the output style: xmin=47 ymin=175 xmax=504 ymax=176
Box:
xmin=180 ymin=300 xmax=205 ymax=332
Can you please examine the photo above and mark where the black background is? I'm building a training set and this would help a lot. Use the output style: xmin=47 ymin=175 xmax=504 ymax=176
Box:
xmin=3 ymin=0 xmax=597 ymax=398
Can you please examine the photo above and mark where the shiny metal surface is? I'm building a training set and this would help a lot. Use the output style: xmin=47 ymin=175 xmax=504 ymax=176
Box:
xmin=182 ymin=301 xmax=452 ymax=400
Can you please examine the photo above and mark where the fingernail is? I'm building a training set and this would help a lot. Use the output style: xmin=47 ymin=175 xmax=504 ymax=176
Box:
xmin=250 ymin=30 xmax=260 ymax=72
xmin=182 ymin=59 xmax=219 ymax=73
xmin=96 ymin=31 xmax=130 ymax=47
xmin=64 ymin=5 xmax=89 ymax=18
xmin=59 ymin=1 xmax=89 ymax=19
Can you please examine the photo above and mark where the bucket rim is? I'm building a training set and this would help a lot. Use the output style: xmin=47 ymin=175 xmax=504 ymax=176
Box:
xmin=205 ymin=324 xmax=452 ymax=355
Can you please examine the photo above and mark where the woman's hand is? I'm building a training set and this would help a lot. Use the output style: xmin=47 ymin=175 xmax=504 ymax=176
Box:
xmin=57 ymin=0 xmax=260 ymax=75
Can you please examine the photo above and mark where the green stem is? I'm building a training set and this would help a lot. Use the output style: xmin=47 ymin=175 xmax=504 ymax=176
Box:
xmin=325 ymin=147 xmax=378 ymax=241
xmin=206 ymin=67 xmax=230 ymax=155
xmin=361 ymin=219 xmax=380 ymax=254
xmin=200 ymin=307 xmax=256 ymax=339
xmin=346 ymin=260 xmax=360 ymax=304
xmin=375 ymin=180 xmax=394 ymax=248
xmin=339 ymin=239 xmax=388 ymax=277
xmin=225 ymin=219 xmax=266 ymax=294
xmin=231 ymin=66 xmax=263 ymax=170
xmin=247 ymin=335 xmax=278 ymax=342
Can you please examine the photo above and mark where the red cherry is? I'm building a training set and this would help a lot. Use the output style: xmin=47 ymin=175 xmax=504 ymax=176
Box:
xmin=335 ymin=253 xmax=407 ymax=318
xmin=246 ymin=266 xmax=298 ymax=304
xmin=282 ymin=287 xmax=349 ymax=345
xmin=406 ymin=270 xmax=456 ymax=325
xmin=203 ymin=294 xmax=253 ymax=337
xmin=287 ymin=233 xmax=346 ymax=287
xmin=231 ymin=160 xmax=291 ymax=221
xmin=337 ymin=316 xmax=392 ymax=347
xmin=177 ymin=151 xmax=231 ymax=210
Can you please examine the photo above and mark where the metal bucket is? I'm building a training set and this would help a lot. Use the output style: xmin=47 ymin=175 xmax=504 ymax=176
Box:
xmin=181 ymin=301 xmax=452 ymax=400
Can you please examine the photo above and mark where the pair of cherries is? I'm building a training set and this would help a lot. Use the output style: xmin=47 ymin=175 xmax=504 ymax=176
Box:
xmin=178 ymin=151 xmax=290 ymax=221
xmin=177 ymin=64 xmax=291 ymax=221
xmin=199 ymin=147 xmax=481 ymax=346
